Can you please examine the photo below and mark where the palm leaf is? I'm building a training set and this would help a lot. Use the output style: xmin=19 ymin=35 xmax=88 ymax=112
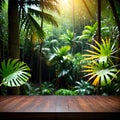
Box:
xmin=92 ymin=22 xmax=98 ymax=31
xmin=82 ymin=38 xmax=120 ymax=87
xmin=0 ymin=59 xmax=31 ymax=87
xmin=93 ymin=40 xmax=102 ymax=48
xmin=84 ymin=26 xmax=93 ymax=31
xmin=39 ymin=0 xmax=60 ymax=14
xmin=92 ymin=76 xmax=100 ymax=86
xmin=82 ymin=29 xmax=92 ymax=35
xmin=79 ymin=34 xmax=91 ymax=40
xmin=88 ymin=43 xmax=100 ymax=52
xmin=27 ymin=13 xmax=45 ymax=41
xmin=24 ymin=0 xmax=60 ymax=14
xmin=84 ymin=38 xmax=118 ymax=62
xmin=28 ymin=8 xmax=58 ymax=27
xmin=86 ymin=50 xmax=99 ymax=55
xmin=83 ymin=61 xmax=118 ymax=86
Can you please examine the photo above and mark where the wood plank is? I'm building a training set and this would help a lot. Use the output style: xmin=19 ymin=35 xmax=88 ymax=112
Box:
xmin=0 ymin=96 xmax=120 ymax=119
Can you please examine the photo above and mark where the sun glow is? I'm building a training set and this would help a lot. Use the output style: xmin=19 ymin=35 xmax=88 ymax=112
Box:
xmin=62 ymin=0 xmax=69 ymax=5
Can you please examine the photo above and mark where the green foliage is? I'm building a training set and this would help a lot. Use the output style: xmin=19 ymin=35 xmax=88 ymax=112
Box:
xmin=79 ymin=22 xmax=114 ymax=42
xmin=0 ymin=0 xmax=8 ymax=56
xmin=79 ymin=22 xmax=98 ymax=42
xmin=49 ymin=45 xmax=73 ymax=88
xmin=71 ymin=53 xmax=86 ymax=81
xmin=18 ymin=1 xmax=59 ymax=46
xmin=51 ymin=45 xmax=71 ymax=60
xmin=82 ymin=38 xmax=120 ymax=87
xmin=59 ymin=29 xmax=80 ymax=54
xmin=20 ymin=82 xmax=40 ymax=95
xmin=0 ymin=59 xmax=31 ymax=87
xmin=114 ymin=0 xmax=120 ymax=19
xmin=41 ymin=81 xmax=54 ymax=95
xmin=19 ymin=0 xmax=60 ymax=42
xmin=99 ymin=79 xmax=120 ymax=95
xmin=111 ymin=80 xmax=120 ymax=95
xmin=83 ymin=38 xmax=118 ymax=63
xmin=55 ymin=88 xmax=76 ymax=95
xmin=49 ymin=45 xmax=72 ymax=79
xmin=73 ymin=80 xmax=95 ymax=95
xmin=28 ymin=8 xmax=58 ymax=27
xmin=83 ymin=61 xmax=118 ymax=86
xmin=72 ymin=53 xmax=85 ymax=71
xmin=27 ymin=13 xmax=45 ymax=41
xmin=59 ymin=29 xmax=74 ymax=43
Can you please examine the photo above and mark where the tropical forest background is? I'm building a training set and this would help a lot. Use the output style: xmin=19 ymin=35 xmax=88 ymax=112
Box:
xmin=0 ymin=0 xmax=120 ymax=95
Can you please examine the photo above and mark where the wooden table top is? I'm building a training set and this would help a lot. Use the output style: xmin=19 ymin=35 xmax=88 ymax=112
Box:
xmin=0 ymin=95 xmax=120 ymax=112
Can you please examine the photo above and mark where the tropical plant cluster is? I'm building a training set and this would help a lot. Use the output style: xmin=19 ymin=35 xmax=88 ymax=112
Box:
xmin=0 ymin=0 xmax=120 ymax=95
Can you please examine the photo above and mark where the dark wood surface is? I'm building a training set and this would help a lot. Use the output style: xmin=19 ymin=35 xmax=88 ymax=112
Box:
xmin=0 ymin=95 xmax=120 ymax=119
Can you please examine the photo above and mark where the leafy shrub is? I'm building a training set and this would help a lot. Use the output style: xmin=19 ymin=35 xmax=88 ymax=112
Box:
xmin=20 ymin=82 xmax=40 ymax=95
xmin=55 ymin=88 xmax=76 ymax=95
xmin=99 ymin=80 xmax=120 ymax=95
xmin=41 ymin=81 xmax=54 ymax=95
xmin=73 ymin=80 xmax=95 ymax=95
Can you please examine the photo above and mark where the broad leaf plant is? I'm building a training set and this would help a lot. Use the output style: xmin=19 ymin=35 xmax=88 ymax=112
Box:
xmin=0 ymin=58 xmax=31 ymax=87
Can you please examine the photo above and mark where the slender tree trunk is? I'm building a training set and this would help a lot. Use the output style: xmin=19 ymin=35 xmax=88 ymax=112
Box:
xmin=72 ymin=0 xmax=75 ymax=33
xmin=0 ymin=25 xmax=4 ymax=61
xmin=0 ymin=40 xmax=4 ymax=61
xmin=98 ymin=0 xmax=101 ymax=42
xmin=8 ymin=0 xmax=20 ymax=95
xmin=83 ymin=0 xmax=92 ymax=18
xmin=0 ymin=1 xmax=4 ymax=61
xmin=39 ymin=43 xmax=43 ymax=89
xmin=39 ymin=0 xmax=44 ymax=89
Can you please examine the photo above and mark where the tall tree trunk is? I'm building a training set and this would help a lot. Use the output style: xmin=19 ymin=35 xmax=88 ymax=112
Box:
xmin=8 ymin=0 xmax=19 ymax=58
xmin=8 ymin=0 xmax=20 ymax=95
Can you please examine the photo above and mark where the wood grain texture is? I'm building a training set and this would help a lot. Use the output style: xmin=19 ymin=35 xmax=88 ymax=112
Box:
xmin=0 ymin=96 xmax=120 ymax=119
